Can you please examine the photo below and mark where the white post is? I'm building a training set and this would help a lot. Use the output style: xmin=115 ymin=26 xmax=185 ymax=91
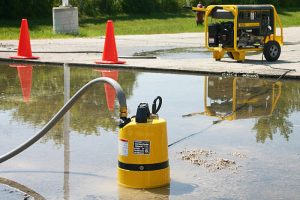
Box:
xmin=62 ymin=0 xmax=69 ymax=6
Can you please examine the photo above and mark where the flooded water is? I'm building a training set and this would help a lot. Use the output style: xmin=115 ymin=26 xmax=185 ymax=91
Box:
xmin=0 ymin=62 xmax=300 ymax=199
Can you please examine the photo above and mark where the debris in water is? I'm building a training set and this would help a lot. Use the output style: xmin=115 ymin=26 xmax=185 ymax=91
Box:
xmin=178 ymin=149 xmax=245 ymax=172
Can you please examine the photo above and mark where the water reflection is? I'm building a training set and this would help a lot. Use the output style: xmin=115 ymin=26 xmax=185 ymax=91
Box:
xmin=9 ymin=64 xmax=33 ymax=103
xmin=63 ymin=64 xmax=70 ymax=200
xmin=118 ymin=185 xmax=170 ymax=200
xmin=196 ymin=76 xmax=293 ymax=143
xmin=96 ymin=70 xmax=119 ymax=111
xmin=118 ymin=180 xmax=196 ymax=200
xmin=0 ymin=64 xmax=298 ymax=145
xmin=0 ymin=65 xmax=300 ymax=144
xmin=203 ymin=76 xmax=281 ymax=120
xmin=0 ymin=64 xmax=137 ymax=145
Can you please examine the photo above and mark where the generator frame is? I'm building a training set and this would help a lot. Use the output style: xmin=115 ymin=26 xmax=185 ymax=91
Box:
xmin=192 ymin=5 xmax=283 ymax=62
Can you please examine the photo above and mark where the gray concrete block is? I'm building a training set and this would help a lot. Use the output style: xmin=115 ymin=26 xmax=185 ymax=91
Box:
xmin=53 ymin=7 xmax=79 ymax=34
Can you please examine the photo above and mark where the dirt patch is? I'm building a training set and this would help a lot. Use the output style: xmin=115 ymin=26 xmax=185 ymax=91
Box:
xmin=178 ymin=149 xmax=246 ymax=172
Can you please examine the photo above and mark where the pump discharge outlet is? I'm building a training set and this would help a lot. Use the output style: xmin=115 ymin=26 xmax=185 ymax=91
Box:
xmin=118 ymin=96 xmax=170 ymax=188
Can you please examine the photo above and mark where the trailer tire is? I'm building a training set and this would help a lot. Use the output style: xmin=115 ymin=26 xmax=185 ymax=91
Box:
xmin=263 ymin=41 xmax=281 ymax=62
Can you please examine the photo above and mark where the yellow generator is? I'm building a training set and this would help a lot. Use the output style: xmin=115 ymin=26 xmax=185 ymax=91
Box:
xmin=192 ymin=5 xmax=283 ymax=62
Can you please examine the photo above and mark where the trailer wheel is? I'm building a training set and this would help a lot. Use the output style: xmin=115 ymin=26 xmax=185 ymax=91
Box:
xmin=227 ymin=52 xmax=234 ymax=59
xmin=263 ymin=41 xmax=281 ymax=62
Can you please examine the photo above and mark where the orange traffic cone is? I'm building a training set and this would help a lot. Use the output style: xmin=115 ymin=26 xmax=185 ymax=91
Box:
xmin=95 ymin=20 xmax=125 ymax=64
xmin=9 ymin=64 xmax=33 ymax=103
xmin=100 ymin=70 xmax=119 ymax=111
xmin=10 ymin=19 xmax=39 ymax=59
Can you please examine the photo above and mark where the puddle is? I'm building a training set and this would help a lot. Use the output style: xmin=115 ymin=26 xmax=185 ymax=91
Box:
xmin=134 ymin=47 xmax=211 ymax=59
xmin=133 ymin=47 xmax=258 ymax=59
xmin=0 ymin=63 xmax=300 ymax=199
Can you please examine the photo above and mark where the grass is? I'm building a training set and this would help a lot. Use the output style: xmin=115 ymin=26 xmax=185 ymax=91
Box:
xmin=0 ymin=8 xmax=300 ymax=40
xmin=277 ymin=8 xmax=300 ymax=27
xmin=0 ymin=12 xmax=202 ymax=40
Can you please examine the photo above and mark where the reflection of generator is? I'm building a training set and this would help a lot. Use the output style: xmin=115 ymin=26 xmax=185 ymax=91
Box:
xmin=192 ymin=5 xmax=283 ymax=62
xmin=203 ymin=77 xmax=282 ymax=120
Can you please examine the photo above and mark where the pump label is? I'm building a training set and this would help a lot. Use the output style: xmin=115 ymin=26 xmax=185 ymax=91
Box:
xmin=119 ymin=139 xmax=128 ymax=156
xmin=134 ymin=140 xmax=150 ymax=155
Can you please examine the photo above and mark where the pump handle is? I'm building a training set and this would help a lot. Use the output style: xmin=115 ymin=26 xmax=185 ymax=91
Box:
xmin=152 ymin=96 xmax=162 ymax=114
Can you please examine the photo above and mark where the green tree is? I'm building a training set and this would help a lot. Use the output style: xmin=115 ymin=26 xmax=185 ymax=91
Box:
xmin=0 ymin=0 xmax=299 ymax=19
xmin=0 ymin=0 xmax=53 ymax=19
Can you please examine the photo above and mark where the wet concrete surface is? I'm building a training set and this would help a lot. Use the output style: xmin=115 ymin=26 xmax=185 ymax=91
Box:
xmin=0 ymin=184 xmax=32 ymax=200
xmin=0 ymin=177 xmax=45 ymax=200
xmin=0 ymin=27 xmax=300 ymax=78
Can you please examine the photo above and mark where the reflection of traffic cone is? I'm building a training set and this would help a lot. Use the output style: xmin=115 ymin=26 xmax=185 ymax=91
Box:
xmin=9 ymin=65 xmax=33 ymax=103
xmin=10 ymin=19 xmax=39 ymax=59
xmin=95 ymin=20 xmax=125 ymax=64
xmin=101 ymin=70 xmax=119 ymax=111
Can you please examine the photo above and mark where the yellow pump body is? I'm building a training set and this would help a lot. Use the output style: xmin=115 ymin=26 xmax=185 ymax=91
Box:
xmin=118 ymin=118 xmax=170 ymax=188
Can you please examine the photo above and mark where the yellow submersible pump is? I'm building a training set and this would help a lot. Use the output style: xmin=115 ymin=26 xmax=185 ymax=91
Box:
xmin=118 ymin=96 xmax=170 ymax=188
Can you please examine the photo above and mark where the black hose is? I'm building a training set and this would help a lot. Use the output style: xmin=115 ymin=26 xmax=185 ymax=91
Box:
xmin=0 ymin=77 xmax=127 ymax=164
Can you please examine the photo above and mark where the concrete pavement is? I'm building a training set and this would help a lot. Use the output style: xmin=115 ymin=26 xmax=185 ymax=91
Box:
xmin=0 ymin=27 xmax=300 ymax=78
